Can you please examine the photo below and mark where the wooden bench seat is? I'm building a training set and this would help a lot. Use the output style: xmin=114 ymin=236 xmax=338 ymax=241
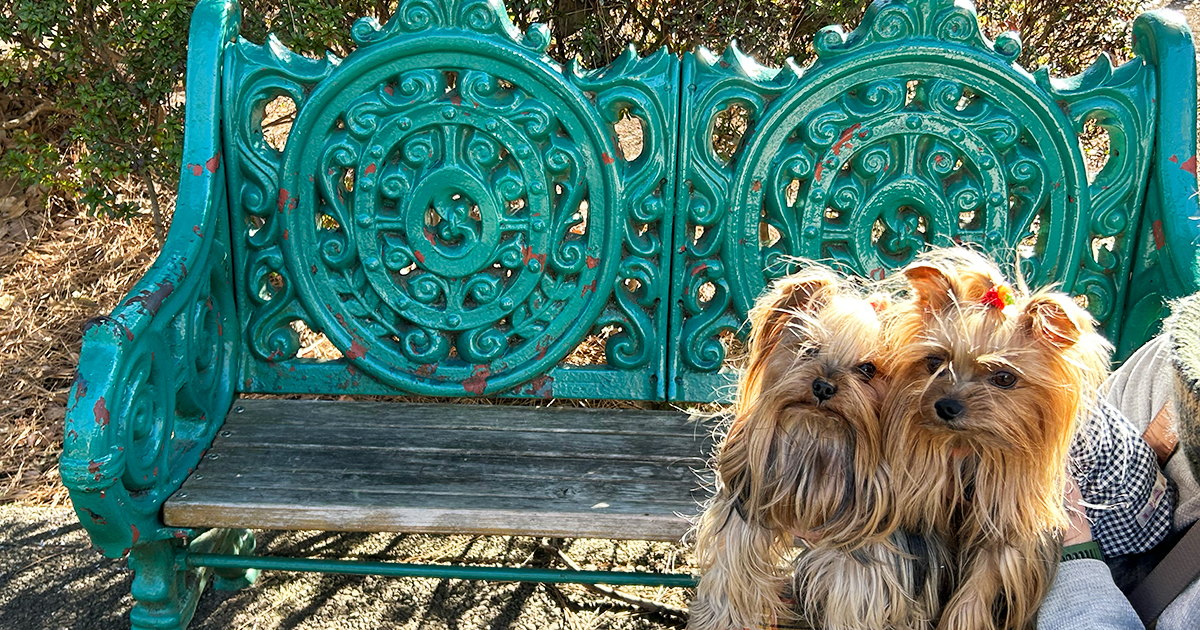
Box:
xmin=165 ymin=400 xmax=712 ymax=541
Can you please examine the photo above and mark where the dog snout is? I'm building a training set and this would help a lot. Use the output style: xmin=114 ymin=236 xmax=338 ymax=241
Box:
xmin=934 ymin=398 xmax=965 ymax=421
xmin=812 ymin=378 xmax=838 ymax=402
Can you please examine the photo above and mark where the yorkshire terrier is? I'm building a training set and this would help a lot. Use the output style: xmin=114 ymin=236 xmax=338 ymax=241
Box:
xmin=690 ymin=265 xmax=943 ymax=630
xmin=882 ymin=248 xmax=1111 ymax=630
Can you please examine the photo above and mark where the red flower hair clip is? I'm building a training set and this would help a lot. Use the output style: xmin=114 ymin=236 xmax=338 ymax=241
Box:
xmin=982 ymin=284 xmax=1015 ymax=310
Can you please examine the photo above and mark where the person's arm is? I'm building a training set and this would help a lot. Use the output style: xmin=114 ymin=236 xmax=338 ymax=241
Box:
xmin=1038 ymin=479 xmax=1145 ymax=630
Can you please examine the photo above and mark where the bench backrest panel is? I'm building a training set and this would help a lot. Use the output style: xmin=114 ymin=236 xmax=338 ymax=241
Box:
xmin=668 ymin=0 xmax=1158 ymax=399
xmin=221 ymin=0 xmax=1169 ymax=402
xmin=224 ymin=0 xmax=678 ymax=399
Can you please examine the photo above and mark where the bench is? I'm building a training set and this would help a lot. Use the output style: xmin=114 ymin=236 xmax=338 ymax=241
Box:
xmin=59 ymin=0 xmax=1200 ymax=627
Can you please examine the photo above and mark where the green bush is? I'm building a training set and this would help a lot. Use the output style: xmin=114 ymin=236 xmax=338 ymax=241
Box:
xmin=0 ymin=0 xmax=1146 ymax=219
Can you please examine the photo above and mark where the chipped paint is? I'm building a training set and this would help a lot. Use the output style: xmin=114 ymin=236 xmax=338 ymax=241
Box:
xmin=1181 ymin=156 xmax=1197 ymax=175
xmin=365 ymin=163 xmax=377 ymax=175
xmin=205 ymin=152 xmax=221 ymax=173
xmin=586 ymin=255 xmax=599 ymax=269
xmin=414 ymin=250 xmax=426 ymax=264
xmin=130 ymin=524 xmax=140 ymax=545
xmin=415 ymin=363 xmax=438 ymax=377
xmin=94 ymin=398 xmax=110 ymax=427
xmin=189 ymin=163 xmax=204 ymax=176
xmin=523 ymin=374 xmax=554 ymax=398
xmin=126 ymin=280 xmax=175 ymax=317
xmin=1153 ymin=219 xmax=1166 ymax=250
xmin=346 ymin=340 xmax=367 ymax=360
xmin=832 ymin=123 xmax=861 ymax=156
xmin=84 ymin=508 xmax=108 ymax=525
xmin=601 ymin=152 xmax=615 ymax=165
xmin=463 ymin=364 xmax=490 ymax=395
xmin=751 ymin=180 xmax=761 ymax=192
xmin=691 ymin=263 xmax=708 ymax=276
xmin=522 ymin=246 xmax=547 ymax=266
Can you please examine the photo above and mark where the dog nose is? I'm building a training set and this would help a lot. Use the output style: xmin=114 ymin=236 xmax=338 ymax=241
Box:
xmin=934 ymin=398 xmax=965 ymax=421
xmin=812 ymin=378 xmax=838 ymax=402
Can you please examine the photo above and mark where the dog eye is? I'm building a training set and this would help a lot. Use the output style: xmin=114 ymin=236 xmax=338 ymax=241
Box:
xmin=856 ymin=362 xmax=876 ymax=380
xmin=926 ymin=356 xmax=945 ymax=374
xmin=990 ymin=370 xmax=1017 ymax=389
xmin=802 ymin=345 xmax=820 ymax=358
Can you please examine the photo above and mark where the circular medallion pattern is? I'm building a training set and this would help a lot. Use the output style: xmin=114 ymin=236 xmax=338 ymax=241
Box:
xmin=280 ymin=52 xmax=620 ymax=395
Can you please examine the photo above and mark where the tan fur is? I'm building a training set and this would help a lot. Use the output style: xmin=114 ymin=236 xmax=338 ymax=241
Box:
xmin=691 ymin=265 xmax=939 ymax=630
xmin=882 ymin=248 xmax=1111 ymax=630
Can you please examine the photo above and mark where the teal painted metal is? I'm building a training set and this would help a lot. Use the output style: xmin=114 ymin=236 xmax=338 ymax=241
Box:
xmin=668 ymin=0 xmax=1168 ymax=401
xmin=60 ymin=0 xmax=240 ymax=558
xmin=187 ymin=553 xmax=699 ymax=588
xmin=223 ymin=0 xmax=678 ymax=400
xmin=1119 ymin=10 xmax=1200 ymax=361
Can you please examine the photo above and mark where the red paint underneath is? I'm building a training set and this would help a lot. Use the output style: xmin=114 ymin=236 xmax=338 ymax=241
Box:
xmin=463 ymin=365 xmax=490 ymax=395
xmin=94 ymin=398 xmax=110 ymax=427
xmin=1153 ymin=219 xmax=1166 ymax=250
xmin=346 ymin=340 xmax=367 ymax=360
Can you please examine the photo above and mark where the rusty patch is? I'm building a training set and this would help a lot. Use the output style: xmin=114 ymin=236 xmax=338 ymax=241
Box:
xmin=130 ymin=524 xmax=140 ymax=545
xmin=1170 ymin=154 xmax=1180 ymax=164
xmin=451 ymin=94 xmax=461 ymax=106
xmin=691 ymin=263 xmax=708 ymax=277
xmin=189 ymin=164 xmax=203 ymax=177
xmin=522 ymin=245 xmax=547 ymax=266
xmin=84 ymin=508 xmax=108 ymax=525
xmin=586 ymin=255 xmax=599 ymax=269
xmin=463 ymin=365 xmax=490 ymax=395
xmin=94 ymin=398 xmax=110 ymax=427
xmin=283 ymin=229 xmax=289 ymax=240
xmin=277 ymin=188 xmax=291 ymax=213
xmin=206 ymin=152 xmax=221 ymax=173
xmin=832 ymin=123 xmax=860 ymax=156
xmin=1181 ymin=156 xmax=1197 ymax=175
xmin=414 ymin=250 xmax=426 ymax=264
xmin=126 ymin=280 xmax=175 ymax=317
xmin=365 ymin=163 xmax=377 ymax=175
xmin=346 ymin=340 xmax=367 ymax=360
xmin=751 ymin=180 xmax=762 ymax=192
xmin=602 ymin=152 xmax=615 ymax=165
xmin=1153 ymin=219 xmax=1166 ymax=250
xmin=415 ymin=363 xmax=438 ymax=377
xmin=523 ymin=374 xmax=554 ymax=398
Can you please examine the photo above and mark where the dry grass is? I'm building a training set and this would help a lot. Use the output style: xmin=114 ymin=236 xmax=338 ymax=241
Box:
xmin=0 ymin=178 xmax=162 ymax=506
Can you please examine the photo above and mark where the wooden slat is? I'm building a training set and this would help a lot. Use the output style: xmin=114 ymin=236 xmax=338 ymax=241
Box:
xmin=164 ymin=400 xmax=715 ymax=541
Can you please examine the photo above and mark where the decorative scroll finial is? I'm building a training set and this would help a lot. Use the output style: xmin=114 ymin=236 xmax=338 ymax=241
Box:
xmin=351 ymin=0 xmax=551 ymax=54
xmin=814 ymin=0 xmax=1022 ymax=63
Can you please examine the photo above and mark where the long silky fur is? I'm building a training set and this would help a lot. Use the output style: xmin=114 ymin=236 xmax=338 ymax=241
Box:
xmin=793 ymin=530 xmax=949 ymax=630
xmin=881 ymin=248 xmax=1111 ymax=630
xmin=691 ymin=265 xmax=930 ymax=630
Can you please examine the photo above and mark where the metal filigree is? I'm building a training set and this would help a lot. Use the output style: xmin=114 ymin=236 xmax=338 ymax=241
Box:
xmin=225 ymin=0 xmax=675 ymax=398
xmin=670 ymin=0 xmax=1158 ymax=400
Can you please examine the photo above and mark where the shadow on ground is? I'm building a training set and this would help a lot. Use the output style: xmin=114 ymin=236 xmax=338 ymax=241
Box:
xmin=0 ymin=506 xmax=691 ymax=630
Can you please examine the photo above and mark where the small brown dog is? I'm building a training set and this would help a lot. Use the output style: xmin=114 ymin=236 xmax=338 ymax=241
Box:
xmin=690 ymin=265 xmax=942 ymax=630
xmin=882 ymin=249 xmax=1111 ymax=630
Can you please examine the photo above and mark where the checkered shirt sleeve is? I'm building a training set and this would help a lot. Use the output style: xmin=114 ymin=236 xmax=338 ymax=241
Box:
xmin=1069 ymin=399 xmax=1176 ymax=558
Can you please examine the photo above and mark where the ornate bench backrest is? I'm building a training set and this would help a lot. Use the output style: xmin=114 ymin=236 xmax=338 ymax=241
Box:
xmin=221 ymin=0 xmax=1189 ymax=402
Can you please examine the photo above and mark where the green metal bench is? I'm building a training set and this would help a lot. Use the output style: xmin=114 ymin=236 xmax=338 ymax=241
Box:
xmin=60 ymin=0 xmax=1200 ymax=627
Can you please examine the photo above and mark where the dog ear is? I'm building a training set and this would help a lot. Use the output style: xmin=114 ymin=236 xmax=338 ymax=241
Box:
xmin=1020 ymin=294 xmax=1090 ymax=347
xmin=904 ymin=261 xmax=957 ymax=312
xmin=748 ymin=270 xmax=837 ymax=353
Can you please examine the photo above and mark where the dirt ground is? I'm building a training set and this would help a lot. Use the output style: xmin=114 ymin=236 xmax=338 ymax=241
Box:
xmin=0 ymin=505 xmax=692 ymax=629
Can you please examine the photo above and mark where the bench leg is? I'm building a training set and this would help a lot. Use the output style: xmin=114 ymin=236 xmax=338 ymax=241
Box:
xmin=211 ymin=529 xmax=259 ymax=591
xmin=128 ymin=540 xmax=204 ymax=630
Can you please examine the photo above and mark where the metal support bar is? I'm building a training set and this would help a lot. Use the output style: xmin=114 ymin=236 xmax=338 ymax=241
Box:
xmin=185 ymin=553 xmax=699 ymax=588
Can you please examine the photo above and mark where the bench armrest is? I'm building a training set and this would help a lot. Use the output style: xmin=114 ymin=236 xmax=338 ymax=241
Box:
xmin=1120 ymin=10 xmax=1200 ymax=358
xmin=60 ymin=0 xmax=242 ymax=558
